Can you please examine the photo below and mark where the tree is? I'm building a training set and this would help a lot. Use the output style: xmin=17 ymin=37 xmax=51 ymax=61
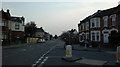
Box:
xmin=109 ymin=31 xmax=120 ymax=47
xmin=54 ymin=35 xmax=58 ymax=39
xmin=61 ymin=29 xmax=79 ymax=44
xmin=25 ymin=21 xmax=37 ymax=37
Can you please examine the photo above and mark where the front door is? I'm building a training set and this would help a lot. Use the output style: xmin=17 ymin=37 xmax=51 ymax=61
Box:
xmin=103 ymin=33 xmax=109 ymax=43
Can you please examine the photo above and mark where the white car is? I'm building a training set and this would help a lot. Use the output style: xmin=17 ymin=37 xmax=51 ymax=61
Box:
xmin=37 ymin=39 xmax=45 ymax=43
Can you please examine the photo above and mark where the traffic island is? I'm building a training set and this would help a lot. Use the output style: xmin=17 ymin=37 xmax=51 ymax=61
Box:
xmin=61 ymin=57 xmax=83 ymax=62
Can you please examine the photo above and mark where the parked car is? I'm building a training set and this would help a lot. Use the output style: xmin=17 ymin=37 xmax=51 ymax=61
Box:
xmin=37 ymin=38 xmax=45 ymax=43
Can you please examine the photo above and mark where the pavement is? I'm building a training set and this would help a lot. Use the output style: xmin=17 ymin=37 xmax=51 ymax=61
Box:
xmin=2 ymin=43 xmax=35 ymax=49
xmin=72 ymin=45 xmax=116 ymax=53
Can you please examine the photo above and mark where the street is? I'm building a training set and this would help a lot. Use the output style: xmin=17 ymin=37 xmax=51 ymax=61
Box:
xmin=2 ymin=40 xmax=60 ymax=67
xmin=2 ymin=39 xmax=118 ymax=67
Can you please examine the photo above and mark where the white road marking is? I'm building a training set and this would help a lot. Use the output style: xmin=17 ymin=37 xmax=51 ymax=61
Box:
xmin=32 ymin=44 xmax=58 ymax=67
xmin=35 ymin=61 xmax=39 ymax=64
xmin=31 ymin=64 xmax=36 ymax=67
xmin=39 ymin=57 xmax=49 ymax=66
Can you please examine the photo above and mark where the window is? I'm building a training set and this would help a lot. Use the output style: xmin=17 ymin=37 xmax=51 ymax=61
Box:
xmin=96 ymin=32 xmax=100 ymax=41
xmin=82 ymin=23 xmax=84 ymax=31
xmin=110 ymin=14 xmax=116 ymax=26
xmin=0 ymin=34 xmax=2 ymax=39
xmin=92 ymin=32 xmax=95 ymax=41
xmin=91 ymin=31 xmax=100 ymax=41
xmin=86 ymin=22 xmax=89 ymax=30
xmin=0 ymin=20 xmax=2 ymax=26
xmin=103 ymin=16 xmax=108 ymax=27
xmin=86 ymin=33 xmax=89 ymax=39
xmin=15 ymin=24 xmax=19 ymax=29
xmin=79 ymin=26 xmax=81 ymax=32
xmin=82 ymin=34 xmax=85 ymax=41
xmin=96 ymin=18 xmax=100 ymax=27
xmin=90 ymin=18 xmax=95 ymax=28
xmin=0 ymin=20 xmax=6 ymax=26
xmin=2 ymin=34 xmax=7 ymax=39
xmin=92 ymin=22 xmax=94 ymax=28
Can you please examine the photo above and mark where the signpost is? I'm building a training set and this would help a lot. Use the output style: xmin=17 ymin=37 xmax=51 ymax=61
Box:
xmin=66 ymin=45 xmax=72 ymax=57
xmin=117 ymin=46 xmax=120 ymax=63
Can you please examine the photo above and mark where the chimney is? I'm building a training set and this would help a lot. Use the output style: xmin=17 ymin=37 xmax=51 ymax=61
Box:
xmin=97 ymin=10 xmax=101 ymax=13
xmin=7 ymin=9 xmax=9 ymax=13
xmin=40 ymin=27 xmax=43 ymax=29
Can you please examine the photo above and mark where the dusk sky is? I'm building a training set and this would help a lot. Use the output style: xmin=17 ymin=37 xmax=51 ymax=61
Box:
xmin=1 ymin=0 xmax=120 ymax=35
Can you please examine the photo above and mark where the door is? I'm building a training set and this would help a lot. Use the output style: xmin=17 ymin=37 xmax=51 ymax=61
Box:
xmin=103 ymin=33 xmax=109 ymax=43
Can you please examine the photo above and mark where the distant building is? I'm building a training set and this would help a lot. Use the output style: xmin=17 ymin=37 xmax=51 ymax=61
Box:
xmin=44 ymin=32 xmax=50 ymax=40
xmin=78 ymin=5 xmax=120 ymax=47
xmin=0 ymin=9 xmax=25 ymax=45
xmin=35 ymin=27 xmax=45 ymax=43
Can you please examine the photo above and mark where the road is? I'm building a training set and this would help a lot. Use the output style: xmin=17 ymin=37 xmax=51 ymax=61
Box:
xmin=2 ymin=39 xmax=118 ymax=67
xmin=2 ymin=39 xmax=62 ymax=67
xmin=40 ymin=40 xmax=117 ymax=67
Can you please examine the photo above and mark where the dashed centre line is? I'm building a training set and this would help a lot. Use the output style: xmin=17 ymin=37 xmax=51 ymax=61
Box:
xmin=32 ymin=44 xmax=58 ymax=67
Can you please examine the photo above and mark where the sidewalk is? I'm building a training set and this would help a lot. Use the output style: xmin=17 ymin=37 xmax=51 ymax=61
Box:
xmin=72 ymin=45 xmax=116 ymax=52
xmin=2 ymin=43 xmax=34 ymax=49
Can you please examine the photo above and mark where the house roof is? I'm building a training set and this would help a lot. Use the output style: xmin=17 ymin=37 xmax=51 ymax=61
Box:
xmin=0 ymin=9 xmax=11 ymax=20
xmin=92 ymin=5 xmax=120 ymax=17
xmin=79 ymin=5 xmax=120 ymax=25
xmin=0 ymin=9 xmax=25 ymax=23
xmin=10 ymin=17 xmax=24 ymax=23
xmin=36 ymin=27 xmax=45 ymax=32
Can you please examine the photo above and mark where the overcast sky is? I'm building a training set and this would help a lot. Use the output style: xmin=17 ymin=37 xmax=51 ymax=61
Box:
xmin=1 ymin=0 xmax=120 ymax=36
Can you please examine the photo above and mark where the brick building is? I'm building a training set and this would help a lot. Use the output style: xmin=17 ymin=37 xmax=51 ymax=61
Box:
xmin=78 ymin=5 xmax=120 ymax=47
xmin=0 ymin=9 xmax=25 ymax=45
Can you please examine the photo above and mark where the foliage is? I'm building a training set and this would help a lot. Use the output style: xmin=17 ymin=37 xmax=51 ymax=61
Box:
xmin=25 ymin=21 xmax=37 ymax=37
xmin=61 ymin=29 xmax=79 ymax=44
xmin=109 ymin=31 xmax=120 ymax=47
xmin=54 ymin=35 xmax=58 ymax=39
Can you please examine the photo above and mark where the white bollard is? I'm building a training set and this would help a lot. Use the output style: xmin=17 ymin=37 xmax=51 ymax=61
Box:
xmin=66 ymin=45 xmax=72 ymax=58
xmin=117 ymin=46 xmax=120 ymax=63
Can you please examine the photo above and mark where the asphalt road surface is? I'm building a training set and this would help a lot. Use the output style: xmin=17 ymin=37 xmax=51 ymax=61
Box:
xmin=2 ymin=39 xmax=61 ymax=67
xmin=2 ymin=39 xmax=118 ymax=67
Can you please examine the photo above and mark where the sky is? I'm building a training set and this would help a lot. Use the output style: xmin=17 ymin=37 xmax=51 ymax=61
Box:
xmin=1 ymin=0 xmax=120 ymax=36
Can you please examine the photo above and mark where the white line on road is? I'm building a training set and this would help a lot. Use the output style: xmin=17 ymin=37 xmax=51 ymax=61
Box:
xmin=32 ymin=44 xmax=58 ymax=67
xmin=39 ymin=57 xmax=49 ymax=67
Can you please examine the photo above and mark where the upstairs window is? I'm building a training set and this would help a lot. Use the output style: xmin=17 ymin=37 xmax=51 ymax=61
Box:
xmin=110 ymin=14 xmax=116 ymax=26
xmin=90 ymin=18 xmax=96 ymax=28
xmin=90 ymin=18 xmax=95 ymax=28
xmin=0 ymin=20 xmax=6 ymax=26
xmin=15 ymin=24 xmax=19 ymax=29
xmin=86 ymin=22 xmax=89 ymax=30
xmin=103 ymin=16 xmax=108 ymax=27
xmin=79 ymin=26 xmax=81 ymax=32
xmin=96 ymin=18 xmax=100 ymax=28
xmin=82 ymin=23 xmax=84 ymax=31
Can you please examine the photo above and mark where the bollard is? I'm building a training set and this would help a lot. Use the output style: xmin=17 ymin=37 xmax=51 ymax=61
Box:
xmin=117 ymin=46 xmax=120 ymax=63
xmin=66 ymin=45 xmax=72 ymax=57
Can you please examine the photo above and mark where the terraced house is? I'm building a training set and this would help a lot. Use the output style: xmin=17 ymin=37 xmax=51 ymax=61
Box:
xmin=0 ymin=9 xmax=25 ymax=45
xmin=78 ymin=4 xmax=120 ymax=47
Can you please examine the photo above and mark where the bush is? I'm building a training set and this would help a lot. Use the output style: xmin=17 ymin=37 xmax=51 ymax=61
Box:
xmin=109 ymin=31 xmax=120 ymax=47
